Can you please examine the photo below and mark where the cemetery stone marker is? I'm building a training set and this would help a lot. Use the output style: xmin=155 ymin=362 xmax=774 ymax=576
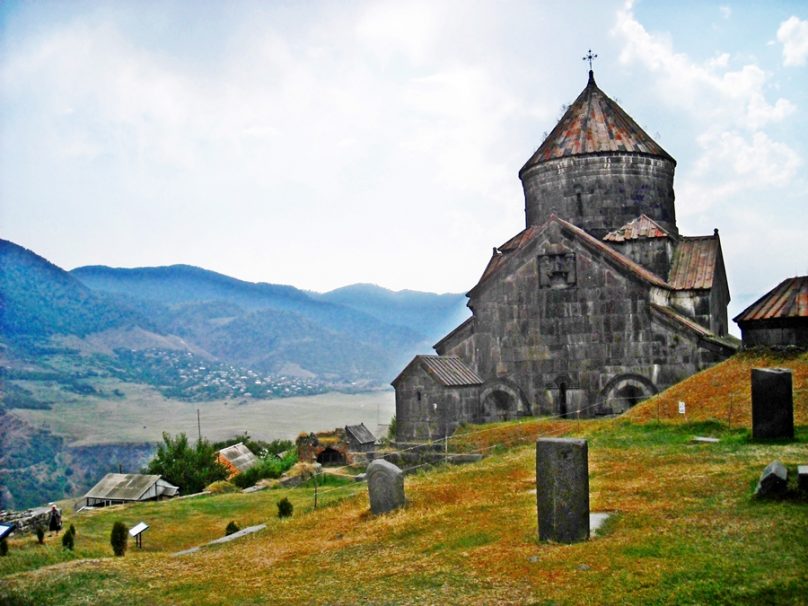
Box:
xmin=367 ymin=459 xmax=405 ymax=515
xmin=536 ymin=438 xmax=589 ymax=543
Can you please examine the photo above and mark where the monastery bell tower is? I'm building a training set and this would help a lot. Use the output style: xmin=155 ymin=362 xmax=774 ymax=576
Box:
xmin=518 ymin=69 xmax=678 ymax=239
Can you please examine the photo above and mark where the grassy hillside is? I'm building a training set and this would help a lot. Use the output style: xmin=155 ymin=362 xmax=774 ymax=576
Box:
xmin=1 ymin=353 xmax=806 ymax=604
xmin=626 ymin=349 xmax=808 ymax=426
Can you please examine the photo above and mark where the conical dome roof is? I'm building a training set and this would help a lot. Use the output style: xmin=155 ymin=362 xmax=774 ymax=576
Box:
xmin=519 ymin=71 xmax=674 ymax=177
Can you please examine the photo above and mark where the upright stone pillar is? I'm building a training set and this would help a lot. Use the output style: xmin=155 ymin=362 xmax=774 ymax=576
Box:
xmin=751 ymin=368 xmax=794 ymax=440
xmin=536 ymin=438 xmax=589 ymax=543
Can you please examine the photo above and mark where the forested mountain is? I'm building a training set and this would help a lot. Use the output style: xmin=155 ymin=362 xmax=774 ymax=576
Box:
xmin=1 ymin=240 xmax=468 ymax=389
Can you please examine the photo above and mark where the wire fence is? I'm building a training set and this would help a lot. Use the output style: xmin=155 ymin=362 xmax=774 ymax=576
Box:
xmin=305 ymin=385 xmax=808 ymax=509
xmin=307 ymin=402 xmax=601 ymax=508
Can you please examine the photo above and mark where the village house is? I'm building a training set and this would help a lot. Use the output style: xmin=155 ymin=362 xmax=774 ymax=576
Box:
xmin=734 ymin=276 xmax=808 ymax=348
xmin=82 ymin=473 xmax=178 ymax=508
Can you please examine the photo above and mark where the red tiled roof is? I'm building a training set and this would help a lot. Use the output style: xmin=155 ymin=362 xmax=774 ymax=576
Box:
xmin=733 ymin=276 xmax=808 ymax=322
xmin=469 ymin=215 xmax=669 ymax=296
xmin=603 ymin=214 xmax=671 ymax=242
xmin=520 ymin=71 xmax=673 ymax=176
xmin=668 ymin=236 xmax=718 ymax=290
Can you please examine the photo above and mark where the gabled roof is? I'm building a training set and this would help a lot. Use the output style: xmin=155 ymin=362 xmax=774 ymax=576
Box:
xmin=668 ymin=235 xmax=719 ymax=290
xmin=603 ymin=214 xmax=671 ymax=242
xmin=84 ymin=473 xmax=175 ymax=501
xmin=345 ymin=423 xmax=376 ymax=445
xmin=392 ymin=355 xmax=483 ymax=387
xmin=733 ymin=276 xmax=808 ymax=323
xmin=651 ymin=304 xmax=739 ymax=351
xmin=520 ymin=71 xmax=674 ymax=177
xmin=217 ymin=443 xmax=259 ymax=473
xmin=469 ymin=215 xmax=669 ymax=297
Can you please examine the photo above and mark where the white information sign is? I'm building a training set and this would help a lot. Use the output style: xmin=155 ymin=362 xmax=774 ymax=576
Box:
xmin=678 ymin=401 xmax=686 ymax=415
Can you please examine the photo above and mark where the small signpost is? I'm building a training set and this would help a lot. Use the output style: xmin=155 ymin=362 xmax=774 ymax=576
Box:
xmin=129 ymin=521 xmax=149 ymax=549
xmin=678 ymin=401 xmax=686 ymax=416
xmin=0 ymin=523 xmax=14 ymax=541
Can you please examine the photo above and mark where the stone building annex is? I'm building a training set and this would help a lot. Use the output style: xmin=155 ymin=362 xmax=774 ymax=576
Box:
xmin=393 ymin=68 xmax=739 ymax=442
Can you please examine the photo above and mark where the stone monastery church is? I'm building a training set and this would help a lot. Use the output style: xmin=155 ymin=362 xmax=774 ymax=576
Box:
xmin=393 ymin=69 xmax=739 ymax=442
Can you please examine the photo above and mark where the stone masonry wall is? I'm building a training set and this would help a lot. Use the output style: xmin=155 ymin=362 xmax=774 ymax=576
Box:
xmin=521 ymin=154 xmax=677 ymax=238
xmin=395 ymin=364 xmax=480 ymax=442
xmin=441 ymin=221 xmax=715 ymax=416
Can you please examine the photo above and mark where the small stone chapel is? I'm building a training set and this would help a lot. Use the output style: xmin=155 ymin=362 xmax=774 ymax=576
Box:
xmin=393 ymin=66 xmax=739 ymax=442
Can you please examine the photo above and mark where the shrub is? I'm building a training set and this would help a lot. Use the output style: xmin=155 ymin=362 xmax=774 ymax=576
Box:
xmin=110 ymin=521 xmax=128 ymax=557
xmin=67 ymin=523 xmax=76 ymax=538
xmin=232 ymin=450 xmax=298 ymax=489
xmin=207 ymin=480 xmax=239 ymax=494
xmin=146 ymin=432 xmax=228 ymax=494
xmin=277 ymin=497 xmax=293 ymax=519
xmin=35 ymin=526 xmax=45 ymax=545
xmin=0 ymin=538 xmax=8 ymax=556
xmin=387 ymin=415 xmax=397 ymax=441
xmin=62 ymin=529 xmax=74 ymax=551
xmin=225 ymin=521 xmax=240 ymax=536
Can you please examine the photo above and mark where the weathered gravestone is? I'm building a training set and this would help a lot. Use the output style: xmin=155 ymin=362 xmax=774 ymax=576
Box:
xmin=754 ymin=460 xmax=788 ymax=498
xmin=367 ymin=459 xmax=405 ymax=515
xmin=536 ymin=438 xmax=589 ymax=543
xmin=798 ymin=466 xmax=808 ymax=492
xmin=751 ymin=368 xmax=794 ymax=440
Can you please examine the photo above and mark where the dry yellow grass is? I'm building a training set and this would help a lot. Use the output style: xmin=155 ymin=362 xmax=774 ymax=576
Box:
xmin=2 ymin=351 xmax=807 ymax=605
xmin=626 ymin=350 xmax=808 ymax=427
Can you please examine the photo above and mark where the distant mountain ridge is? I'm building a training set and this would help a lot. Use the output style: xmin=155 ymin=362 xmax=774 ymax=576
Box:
xmin=1 ymin=240 xmax=469 ymax=386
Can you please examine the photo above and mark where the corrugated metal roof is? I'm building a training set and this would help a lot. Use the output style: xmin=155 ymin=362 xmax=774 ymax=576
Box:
xmin=668 ymin=236 xmax=718 ymax=290
xmin=420 ymin=355 xmax=484 ymax=386
xmin=470 ymin=215 xmax=669 ymax=296
xmin=603 ymin=214 xmax=671 ymax=242
xmin=84 ymin=473 xmax=165 ymax=501
xmin=733 ymin=276 xmax=808 ymax=322
xmin=520 ymin=71 xmax=673 ymax=176
xmin=217 ymin=443 xmax=259 ymax=473
xmin=345 ymin=423 xmax=376 ymax=445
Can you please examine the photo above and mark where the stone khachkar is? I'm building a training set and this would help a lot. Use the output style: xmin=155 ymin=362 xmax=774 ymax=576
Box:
xmin=536 ymin=438 xmax=589 ymax=543
xmin=751 ymin=368 xmax=794 ymax=439
xmin=366 ymin=459 xmax=405 ymax=515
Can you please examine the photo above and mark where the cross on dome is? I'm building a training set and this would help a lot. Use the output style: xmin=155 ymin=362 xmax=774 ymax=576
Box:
xmin=582 ymin=49 xmax=598 ymax=71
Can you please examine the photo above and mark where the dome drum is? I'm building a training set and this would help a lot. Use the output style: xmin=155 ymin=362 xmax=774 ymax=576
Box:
xmin=521 ymin=153 xmax=677 ymax=238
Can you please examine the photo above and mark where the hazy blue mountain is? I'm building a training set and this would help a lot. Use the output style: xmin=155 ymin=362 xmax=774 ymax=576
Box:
xmin=316 ymin=283 xmax=469 ymax=342
xmin=0 ymin=240 xmax=146 ymax=345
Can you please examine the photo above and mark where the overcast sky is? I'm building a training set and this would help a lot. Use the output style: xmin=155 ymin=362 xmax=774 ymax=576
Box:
xmin=1 ymin=0 xmax=806 ymax=327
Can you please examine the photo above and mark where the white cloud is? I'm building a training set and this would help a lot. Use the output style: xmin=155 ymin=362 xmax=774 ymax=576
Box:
xmin=719 ymin=6 xmax=732 ymax=20
xmin=613 ymin=5 xmax=794 ymax=129
xmin=777 ymin=16 xmax=808 ymax=67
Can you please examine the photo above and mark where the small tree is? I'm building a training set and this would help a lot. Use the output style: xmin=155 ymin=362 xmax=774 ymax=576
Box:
xmin=35 ymin=526 xmax=45 ymax=545
xmin=146 ymin=432 xmax=228 ymax=494
xmin=277 ymin=497 xmax=293 ymax=519
xmin=387 ymin=415 xmax=397 ymax=441
xmin=225 ymin=521 xmax=240 ymax=536
xmin=0 ymin=537 xmax=8 ymax=556
xmin=110 ymin=521 xmax=128 ymax=557
xmin=62 ymin=528 xmax=74 ymax=551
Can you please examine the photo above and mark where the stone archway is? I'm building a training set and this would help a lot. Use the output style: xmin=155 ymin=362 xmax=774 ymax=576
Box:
xmin=600 ymin=374 xmax=658 ymax=415
xmin=479 ymin=379 xmax=529 ymax=422
xmin=316 ymin=447 xmax=346 ymax=466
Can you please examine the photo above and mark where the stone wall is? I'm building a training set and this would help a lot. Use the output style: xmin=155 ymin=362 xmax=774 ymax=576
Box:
xmin=521 ymin=154 xmax=677 ymax=238
xmin=440 ymin=221 xmax=725 ymax=416
xmin=0 ymin=506 xmax=59 ymax=535
xmin=394 ymin=364 xmax=480 ymax=441
xmin=740 ymin=319 xmax=808 ymax=348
